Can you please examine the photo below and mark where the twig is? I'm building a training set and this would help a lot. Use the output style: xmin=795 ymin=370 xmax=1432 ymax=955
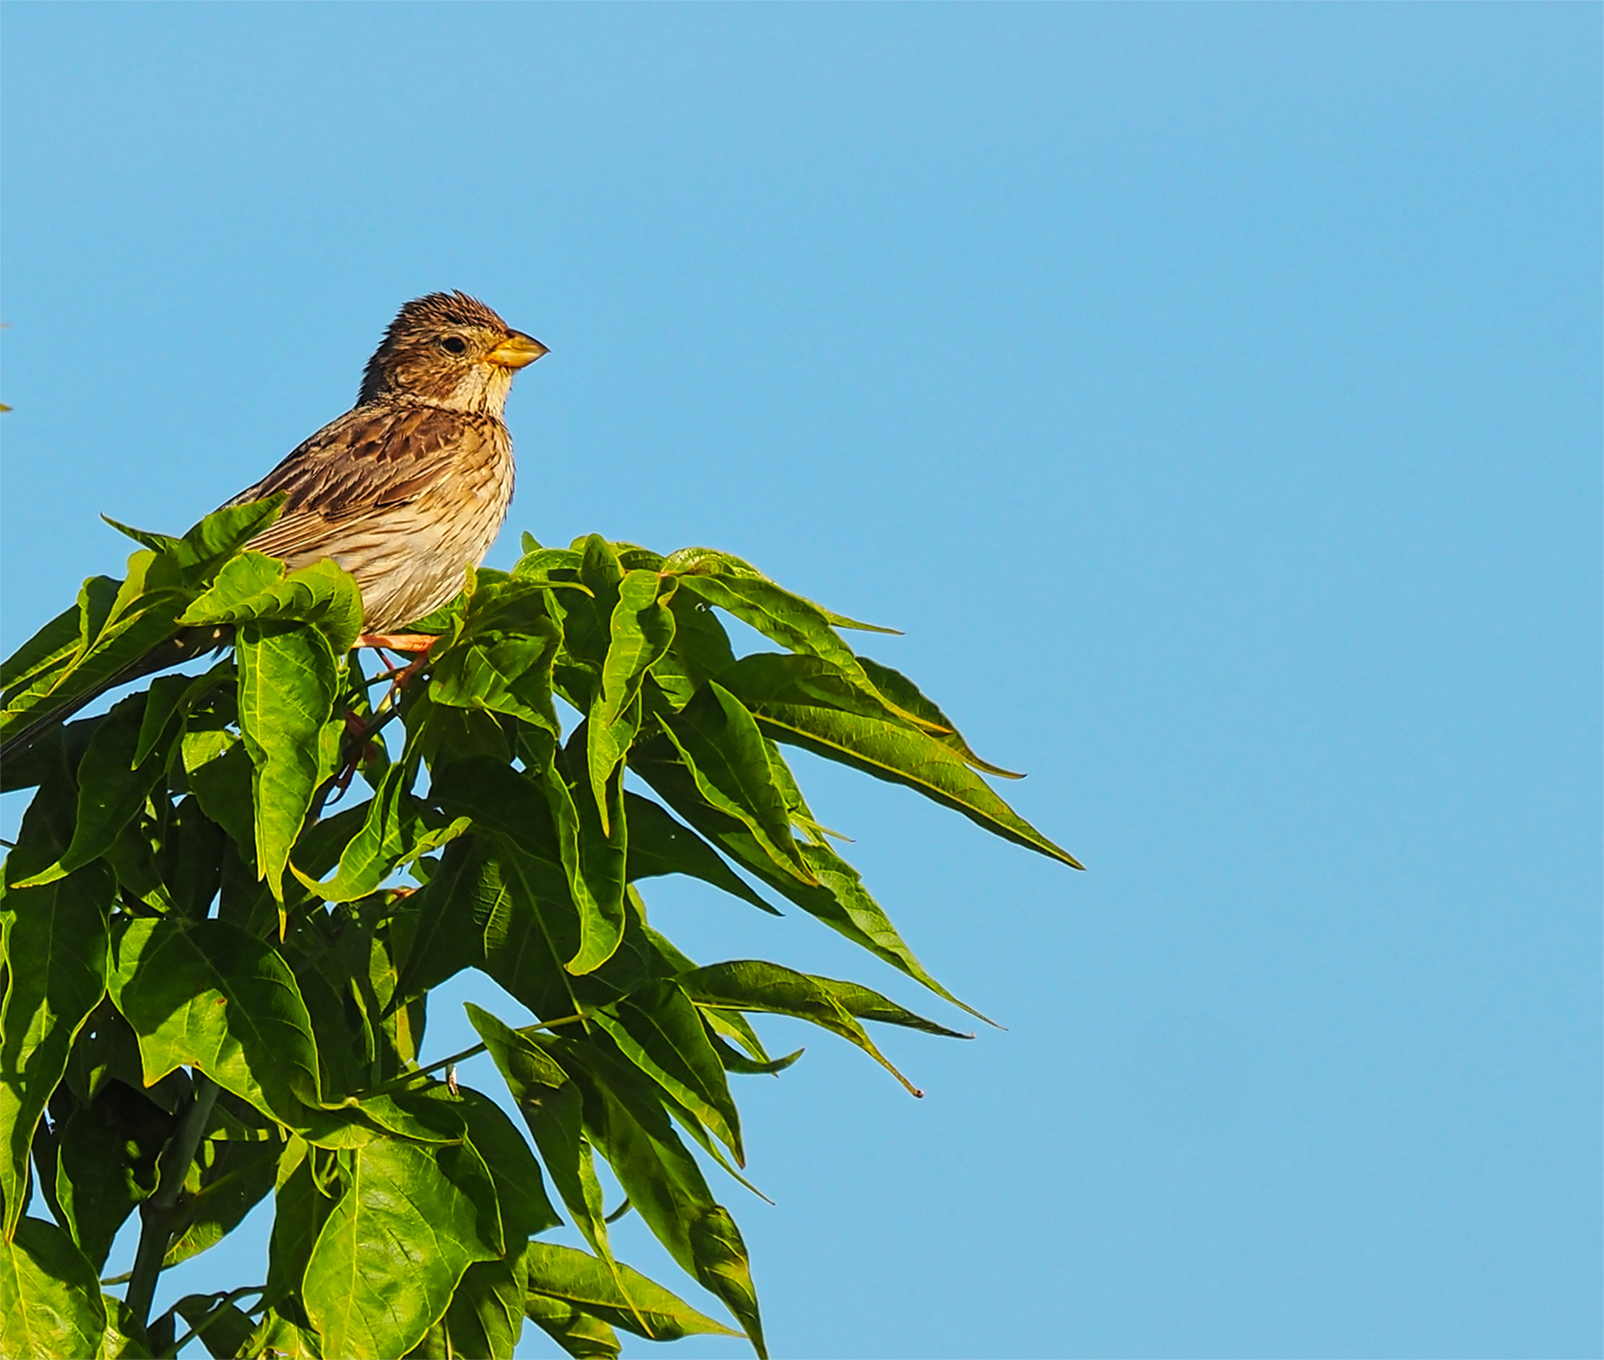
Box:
xmin=357 ymin=1011 xmax=595 ymax=1099
xmin=124 ymin=1074 xmax=221 ymax=1329
xmin=306 ymin=690 xmax=409 ymax=822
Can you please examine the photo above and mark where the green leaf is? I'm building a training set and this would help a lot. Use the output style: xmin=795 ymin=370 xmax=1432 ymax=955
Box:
xmin=689 ymin=1205 xmax=766 ymax=1359
xmin=634 ymin=739 xmax=978 ymax=1015
xmin=663 ymin=546 xmax=889 ymax=656
xmin=478 ymin=846 xmax=586 ymax=1021
xmin=524 ymin=1292 xmax=620 ymax=1360
xmin=13 ymin=692 xmax=170 ymax=890
xmin=0 ymin=1217 xmax=107 ymax=1360
xmin=466 ymin=1006 xmax=616 ymax=1268
xmin=1 ymin=551 xmax=193 ymax=756
xmin=132 ymin=668 xmax=216 ymax=769
xmin=856 ymin=654 xmax=1023 ymax=777
xmin=54 ymin=1086 xmax=171 ymax=1271
xmin=657 ymin=685 xmax=813 ymax=885
xmin=108 ymin=916 xmax=323 ymax=1129
xmin=591 ymin=980 xmax=744 ymax=1165
xmin=262 ymin=1142 xmax=334 ymax=1317
xmin=302 ymin=1136 xmax=501 ymax=1360
xmin=0 ymin=603 xmax=82 ymax=710
xmin=525 ymin=1242 xmax=740 ymax=1342
xmin=679 ymin=960 xmax=930 ymax=1097
xmin=236 ymin=619 xmax=341 ymax=898
xmin=719 ymin=653 xmax=1082 ymax=869
xmin=647 ymin=593 xmax=737 ymax=709
xmin=182 ymin=721 xmax=256 ymax=859
xmin=454 ymin=1087 xmax=561 ymax=1241
xmin=293 ymin=757 xmax=469 ymax=904
xmin=442 ymin=1254 xmax=527 ymax=1360
xmin=431 ymin=632 xmax=561 ymax=731
xmin=132 ymin=495 xmax=289 ymax=587
xmin=182 ymin=554 xmax=364 ymax=657
xmin=549 ymin=1039 xmax=751 ymax=1327
xmin=542 ymin=751 xmax=626 ymax=975
xmin=387 ymin=837 xmax=501 ymax=1012
xmin=99 ymin=1293 xmax=153 ymax=1359
xmin=242 ymin=1305 xmax=323 ymax=1359
xmin=172 ymin=1293 xmax=257 ymax=1360
xmin=622 ymin=793 xmax=779 ymax=916
xmin=0 ymin=862 xmax=112 ymax=1237
xmin=587 ymin=570 xmax=675 ymax=828
xmin=163 ymin=1134 xmax=283 ymax=1269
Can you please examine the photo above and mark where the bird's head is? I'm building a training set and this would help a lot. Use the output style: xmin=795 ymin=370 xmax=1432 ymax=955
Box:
xmin=358 ymin=291 xmax=547 ymax=415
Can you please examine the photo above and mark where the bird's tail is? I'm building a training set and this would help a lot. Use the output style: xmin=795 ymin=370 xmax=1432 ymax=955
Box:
xmin=0 ymin=626 xmax=231 ymax=766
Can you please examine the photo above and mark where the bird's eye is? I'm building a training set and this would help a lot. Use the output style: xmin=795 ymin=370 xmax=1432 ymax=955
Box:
xmin=440 ymin=336 xmax=468 ymax=356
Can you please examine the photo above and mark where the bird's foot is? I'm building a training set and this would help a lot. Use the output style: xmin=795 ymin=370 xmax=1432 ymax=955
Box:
xmin=356 ymin=632 xmax=439 ymax=654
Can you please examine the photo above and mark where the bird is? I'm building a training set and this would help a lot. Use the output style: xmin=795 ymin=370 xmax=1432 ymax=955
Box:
xmin=1 ymin=291 xmax=546 ymax=759
xmin=228 ymin=290 xmax=546 ymax=640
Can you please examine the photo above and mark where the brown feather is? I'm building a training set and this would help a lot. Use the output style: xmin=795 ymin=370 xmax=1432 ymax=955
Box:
xmin=221 ymin=292 xmax=536 ymax=632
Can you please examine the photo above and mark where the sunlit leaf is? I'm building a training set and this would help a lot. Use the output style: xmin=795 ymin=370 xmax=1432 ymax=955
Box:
xmin=525 ymin=1242 xmax=739 ymax=1342
xmin=656 ymin=687 xmax=813 ymax=885
xmin=720 ymin=653 xmax=1079 ymax=867
xmin=302 ymin=1136 xmax=500 ymax=1360
xmin=0 ymin=1216 xmax=106 ymax=1360
xmin=235 ymin=619 xmax=341 ymax=898
xmin=622 ymin=793 xmax=778 ymax=916
xmin=108 ymin=916 xmax=323 ymax=1129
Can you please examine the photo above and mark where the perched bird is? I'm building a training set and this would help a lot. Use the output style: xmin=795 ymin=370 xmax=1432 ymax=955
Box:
xmin=1 ymin=292 xmax=546 ymax=758
xmin=229 ymin=290 xmax=546 ymax=638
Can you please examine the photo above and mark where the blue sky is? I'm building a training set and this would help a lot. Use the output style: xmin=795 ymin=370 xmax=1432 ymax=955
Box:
xmin=3 ymin=5 xmax=1599 ymax=1357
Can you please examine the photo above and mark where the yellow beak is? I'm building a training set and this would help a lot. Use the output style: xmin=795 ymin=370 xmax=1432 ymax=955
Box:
xmin=486 ymin=332 xmax=549 ymax=369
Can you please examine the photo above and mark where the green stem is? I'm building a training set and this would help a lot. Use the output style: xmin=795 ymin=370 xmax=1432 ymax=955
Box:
xmin=358 ymin=1011 xmax=595 ymax=1098
xmin=165 ymin=1284 xmax=264 ymax=1357
xmin=124 ymin=1074 xmax=220 ymax=1330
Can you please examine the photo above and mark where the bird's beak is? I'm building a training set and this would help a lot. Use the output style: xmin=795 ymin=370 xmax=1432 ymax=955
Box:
xmin=486 ymin=332 xmax=549 ymax=369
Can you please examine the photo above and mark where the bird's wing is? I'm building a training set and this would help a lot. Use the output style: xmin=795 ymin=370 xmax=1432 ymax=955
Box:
xmin=226 ymin=403 xmax=499 ymax=563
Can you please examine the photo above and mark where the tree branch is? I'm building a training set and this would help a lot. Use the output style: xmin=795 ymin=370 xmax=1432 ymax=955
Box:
xmin=124 ymin=1073 xmax=221 ymax=1331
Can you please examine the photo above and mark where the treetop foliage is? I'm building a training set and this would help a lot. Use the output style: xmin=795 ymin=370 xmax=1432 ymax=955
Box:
xmin=0 ymin=499 xmax=1077 ymax=1359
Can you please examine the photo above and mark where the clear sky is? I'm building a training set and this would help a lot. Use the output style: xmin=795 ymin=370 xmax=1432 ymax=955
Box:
xmin=3 ymin=5 xmax=1599 ymax=1357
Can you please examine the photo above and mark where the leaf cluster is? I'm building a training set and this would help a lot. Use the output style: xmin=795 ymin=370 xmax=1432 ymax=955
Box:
xmin=0 ymin=507 xmax=1076 ymax=1358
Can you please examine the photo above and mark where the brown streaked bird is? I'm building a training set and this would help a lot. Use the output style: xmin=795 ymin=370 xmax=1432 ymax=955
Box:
xmin=0 ymin=292 xmax=545 ymax=761
xmin=229 ymin=290 xmax=546 ymax=637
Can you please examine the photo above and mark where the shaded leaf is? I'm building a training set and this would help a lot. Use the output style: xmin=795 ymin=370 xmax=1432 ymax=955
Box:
xmin=0 ymin=863 xmax=113 ymax=1237
xmin=634 ymin=740 xmax=978 ymax=1015
xmin=454 ymin=1087 xmax=562 ymax=1241
xmin=466 ymin=1006 xmax=615 ymax=1268
xmin=13 ymin=693 xmax=170 ymax=890
xmin=622 ymin=793 xmax=778 ymax=915
xmin=172 ymin=1293 xmax=256 ymax=1360
xmin=440 ymin=1251 xmax=527 ymax=1360
xmin=592 ymin=980 xmax=743 ymax=1164
xmin=163 ymin=1134 xmax=283 ymax=1270
xmin=54 ymin=1086 xmax=171 ymax=1271
xmin=856 ymin=654 xmax=1022 ymax=777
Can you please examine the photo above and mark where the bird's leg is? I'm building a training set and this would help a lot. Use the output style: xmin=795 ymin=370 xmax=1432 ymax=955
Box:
xmin=356 ymin=632 xmax=441 ymax=654
xmin=358 ymin=633 xmax=442 ymax=700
